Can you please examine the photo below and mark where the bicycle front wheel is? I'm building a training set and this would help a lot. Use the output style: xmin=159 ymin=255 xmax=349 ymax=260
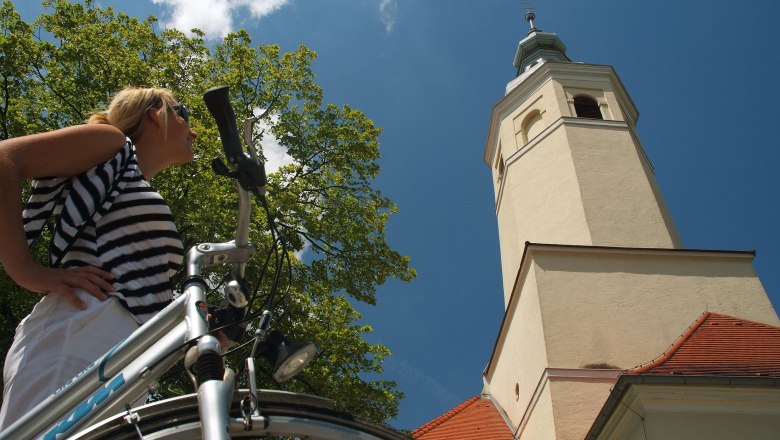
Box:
xmin=70 ymin=389 xmax=409 ymax=440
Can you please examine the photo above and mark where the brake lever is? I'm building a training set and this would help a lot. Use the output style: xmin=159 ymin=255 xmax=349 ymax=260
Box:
xmin=211 ymin=157 xmax=234 ymax=178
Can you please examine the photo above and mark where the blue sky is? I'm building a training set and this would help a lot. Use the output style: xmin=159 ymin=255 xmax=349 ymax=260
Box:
xmin=14 ymin=0 xmax=780 ymax=431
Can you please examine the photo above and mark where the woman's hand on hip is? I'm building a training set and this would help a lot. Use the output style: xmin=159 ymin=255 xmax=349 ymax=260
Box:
xmin=10 ymin=263 xmax=113 ymax=310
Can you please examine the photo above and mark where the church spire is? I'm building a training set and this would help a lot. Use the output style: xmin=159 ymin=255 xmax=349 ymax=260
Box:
xmin=513 ymin=11 xmax=570 ymax=77
xmin=525 ymin=11 xmax=541 ymax=35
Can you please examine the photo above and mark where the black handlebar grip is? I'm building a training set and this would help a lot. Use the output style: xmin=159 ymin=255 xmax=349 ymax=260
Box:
xmin=203 ymin=86 xmax=243 ymax=164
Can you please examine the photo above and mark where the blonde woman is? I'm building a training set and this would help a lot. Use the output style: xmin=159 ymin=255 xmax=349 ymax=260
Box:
xmin=0 ymin=87 xmax=197 ymax=428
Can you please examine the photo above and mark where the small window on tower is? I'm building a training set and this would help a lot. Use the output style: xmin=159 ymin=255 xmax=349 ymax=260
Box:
xmin=574 ymin=96 xmax=603 ymax=119
xmin=495 ymin=144 xmax=505 ymax=182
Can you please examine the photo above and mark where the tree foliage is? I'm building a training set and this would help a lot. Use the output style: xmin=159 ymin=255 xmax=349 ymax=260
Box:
xmin=0 ymin=0 xmax=414 ymax=422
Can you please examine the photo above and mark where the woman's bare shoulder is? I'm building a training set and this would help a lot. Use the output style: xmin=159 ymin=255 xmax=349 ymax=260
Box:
xmin=1 ymin=124 xmax=128 ymax=179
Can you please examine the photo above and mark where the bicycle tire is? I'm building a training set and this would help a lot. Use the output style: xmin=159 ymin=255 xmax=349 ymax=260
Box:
xmin=70 ymin=389 xmax=410 ymax=440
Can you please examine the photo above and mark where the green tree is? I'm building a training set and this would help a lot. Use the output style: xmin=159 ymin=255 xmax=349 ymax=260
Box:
xmin=0 ymin=0 xmax=414 ymax=422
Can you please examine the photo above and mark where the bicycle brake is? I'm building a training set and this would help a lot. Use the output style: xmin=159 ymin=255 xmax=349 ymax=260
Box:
xmin=209 ymin=305 xmax=246 ymax=342
xmin=224 ymin=278 xmax=249 ymax=308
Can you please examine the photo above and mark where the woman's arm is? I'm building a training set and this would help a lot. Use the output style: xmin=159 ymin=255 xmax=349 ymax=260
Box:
xmin=0 ymin=124 xmax=127 ymax=309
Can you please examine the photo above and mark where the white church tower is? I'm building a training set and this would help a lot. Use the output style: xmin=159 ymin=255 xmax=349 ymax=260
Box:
xmin=479 ymin=12 xmax=780 ymax=440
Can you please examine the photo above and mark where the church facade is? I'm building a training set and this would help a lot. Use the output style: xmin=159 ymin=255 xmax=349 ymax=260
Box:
xmin=413 ymin=13 xmax=780 ymax=440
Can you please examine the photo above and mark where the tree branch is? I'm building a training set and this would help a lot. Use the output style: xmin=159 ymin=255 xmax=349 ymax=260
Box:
xmin=276 ymin=222 xmax=342 ymax=256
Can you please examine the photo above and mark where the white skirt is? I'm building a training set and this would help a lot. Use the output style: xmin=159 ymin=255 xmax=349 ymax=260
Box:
xmin=0 ymin=291 xmax=139 ymax=430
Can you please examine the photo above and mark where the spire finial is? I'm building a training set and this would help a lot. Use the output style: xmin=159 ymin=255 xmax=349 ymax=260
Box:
xmin=521 ymin=2 xmax=541 ymax=35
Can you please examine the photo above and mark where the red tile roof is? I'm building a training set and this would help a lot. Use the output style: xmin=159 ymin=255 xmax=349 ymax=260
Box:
xmin=412 ymin=396 xmax=513 ymax=440
xmin=630 ymin=312 xmax=780 ymax=376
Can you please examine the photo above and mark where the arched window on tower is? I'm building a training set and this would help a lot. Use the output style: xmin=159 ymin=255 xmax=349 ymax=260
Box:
xmin=522 ymin=110 xmax=544 ymax=144
xmin=573 ymin=96 xmax=603 ymax=120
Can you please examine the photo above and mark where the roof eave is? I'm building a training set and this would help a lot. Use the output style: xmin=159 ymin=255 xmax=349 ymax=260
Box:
xmin=585 ymin=374 xmax=780 ymax=439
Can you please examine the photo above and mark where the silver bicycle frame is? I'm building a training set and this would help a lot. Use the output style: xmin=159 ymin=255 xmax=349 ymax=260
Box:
xmin=0 ymin=186 xmax=255 ymax=440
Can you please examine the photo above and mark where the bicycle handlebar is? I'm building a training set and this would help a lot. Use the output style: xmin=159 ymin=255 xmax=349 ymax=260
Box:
xmin=203 ymin=86 xmax=243 ymax=165
xmin=203 ymin=86 xmax=267 ymax=197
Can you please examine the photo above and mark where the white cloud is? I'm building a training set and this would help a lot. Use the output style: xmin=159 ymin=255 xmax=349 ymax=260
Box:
xmin=254 ymin=114 xmax=294 ymax=175
xmin=240 ymin=0 xmax=289 ymax=18
xmin=250 ymin=112 xmax=310 ymax=259
xmin=378 ymin=0 xmax=398 ymax=33
xmin=151 ymin=0 xmax=290 ymax=39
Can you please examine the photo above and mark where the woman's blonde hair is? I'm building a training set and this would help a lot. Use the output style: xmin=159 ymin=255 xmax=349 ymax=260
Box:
xmin=88 ymin=87 xmax=178 ymax=141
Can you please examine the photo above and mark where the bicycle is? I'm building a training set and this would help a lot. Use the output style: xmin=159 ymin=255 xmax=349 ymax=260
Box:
xmin=0 ymin=86 xmax=409 ymax=440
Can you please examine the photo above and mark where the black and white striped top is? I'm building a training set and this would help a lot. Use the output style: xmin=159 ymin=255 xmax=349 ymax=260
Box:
xmin=22 ymin=140 xmax=184 ymax=323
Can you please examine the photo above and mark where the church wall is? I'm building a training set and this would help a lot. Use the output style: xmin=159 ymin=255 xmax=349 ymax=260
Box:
xmin=487 ymin=246 xmax=778 ymax=439
xmin=489 ymin=62 xmax=687 ymax=304
xmin=517 ymin=380 xmax=556 ymax=440
xmin=550 ymin=379 xmax=615 ymax=440
xmin=495 ymin=123 xmax=592 ymax=305
xmin=564 ymin=122 xmax=681 ymax=248
xmin=487 ymin=263 xmax=551 ymax=433
xmin=532 ymin=248 xmax=779 ymax=370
